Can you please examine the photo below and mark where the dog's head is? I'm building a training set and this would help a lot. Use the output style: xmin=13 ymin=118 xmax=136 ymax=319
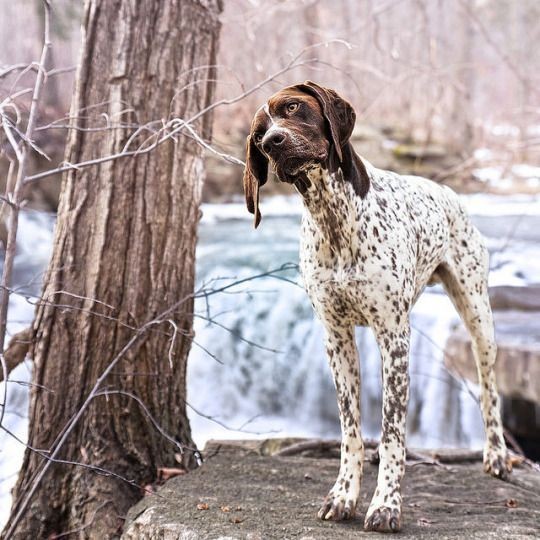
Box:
xmin=243 ymin=81 xmax=368 ymax=227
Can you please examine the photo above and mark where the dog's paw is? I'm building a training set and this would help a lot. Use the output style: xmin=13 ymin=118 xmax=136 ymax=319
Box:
xmin=317 ymin=491 xmax=357 ymax=521
xmin=364 ymin=506 xmax=401 ymax=533
xmin=484 ymin=448 xmax=512 ymax=480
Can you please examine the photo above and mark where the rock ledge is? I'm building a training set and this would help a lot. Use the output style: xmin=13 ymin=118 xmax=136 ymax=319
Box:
xmin=122 ymin=439 xmax=540 ymax=539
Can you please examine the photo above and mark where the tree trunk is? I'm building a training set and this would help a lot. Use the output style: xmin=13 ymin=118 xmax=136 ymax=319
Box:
xmin=3 ymin=0 xmax=222 ymax=538
xmin=449 ymin=2 xmax=474 ymax=154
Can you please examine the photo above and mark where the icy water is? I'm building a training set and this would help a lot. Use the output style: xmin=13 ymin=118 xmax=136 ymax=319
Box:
xmin=1 ymin=194 xmax=539 ymax=525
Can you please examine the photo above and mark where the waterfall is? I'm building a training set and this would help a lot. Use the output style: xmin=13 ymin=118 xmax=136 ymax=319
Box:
xmin=187 ymin=264 xmax=486 ymax=449
xmin=187 ymin=198 xmax=503 ymax=449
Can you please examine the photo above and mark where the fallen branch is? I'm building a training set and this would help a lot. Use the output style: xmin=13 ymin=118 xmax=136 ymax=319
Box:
xmin=276 ymin=438 xmax=378 ymax=457
xmin=429 ymin=449 xmax=483 ymax=463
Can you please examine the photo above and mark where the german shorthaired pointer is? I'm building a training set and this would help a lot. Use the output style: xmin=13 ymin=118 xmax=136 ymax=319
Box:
xmin=242 ymin=81 xmax=511 ymax=532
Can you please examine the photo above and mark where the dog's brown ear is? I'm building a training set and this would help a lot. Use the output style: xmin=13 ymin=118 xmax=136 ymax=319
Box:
xmin=243 ymin=135 xmax=268 ymax=228
xmin=295 ymin=80 xmax=356 ymax=163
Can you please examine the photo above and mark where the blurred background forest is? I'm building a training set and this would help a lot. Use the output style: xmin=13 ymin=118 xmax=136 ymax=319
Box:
xmin=2 ymin=0 xmax=540 ymax=207
xmin=1 ymin=0 xmax=539 ymax=529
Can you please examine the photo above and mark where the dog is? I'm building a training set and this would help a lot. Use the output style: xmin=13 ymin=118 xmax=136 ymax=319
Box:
xmin=242 ymin=81 xmax=510 ymax=532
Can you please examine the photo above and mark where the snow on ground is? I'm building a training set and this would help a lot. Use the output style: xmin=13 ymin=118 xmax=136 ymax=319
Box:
xmin=472 ymin=162 xmax=540 ymax=189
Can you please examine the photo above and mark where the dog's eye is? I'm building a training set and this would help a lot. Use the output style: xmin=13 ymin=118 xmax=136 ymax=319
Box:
xmin=253 ymin=132 xmax=263 ymax=143
xmin=286 ymin=102 xmax=299 ymax=114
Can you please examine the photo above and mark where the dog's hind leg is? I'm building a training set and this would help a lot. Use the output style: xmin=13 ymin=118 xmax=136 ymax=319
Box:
xmin=317 ymin=323 xmax=364 ymax=521
xmin=364 ymin=322 xmax=410 ymax=533
xmin=437 ymin=238 xmax=510 ymax=479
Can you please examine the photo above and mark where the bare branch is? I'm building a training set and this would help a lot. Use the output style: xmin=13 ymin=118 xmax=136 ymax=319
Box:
xmin=0 ymin=0 xmax=52 ymax=353
xmin=23 ymin=41 xmax=344 ymax=185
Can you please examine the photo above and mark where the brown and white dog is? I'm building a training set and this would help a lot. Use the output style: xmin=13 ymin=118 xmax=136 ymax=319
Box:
xmin=242 ymin=81 xmax=511 ymax=532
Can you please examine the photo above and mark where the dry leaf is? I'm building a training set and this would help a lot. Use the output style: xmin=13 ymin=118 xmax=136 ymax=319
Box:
xmin=220 ymin=505 xmax=231 ymax=513
xmin=509 ymin=455 xmax=524 ymax=467
xmin=197 ymin=502 xmax=209 ymax=510
xmin=157 ymin=467 xmax=186 ymax=482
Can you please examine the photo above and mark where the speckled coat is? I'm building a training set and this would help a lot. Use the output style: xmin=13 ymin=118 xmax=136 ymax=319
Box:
xmin=299 ymin=161 xmax=509 ymax=531
xmin=243 ymin=81 xmax=511 ymax=533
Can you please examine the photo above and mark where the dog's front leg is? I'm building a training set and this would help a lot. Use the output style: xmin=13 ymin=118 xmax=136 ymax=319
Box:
xmin=365 ymin=324 xmax=410 ymax=533
xmin=318 ymin=324 xmax=363 ymax=521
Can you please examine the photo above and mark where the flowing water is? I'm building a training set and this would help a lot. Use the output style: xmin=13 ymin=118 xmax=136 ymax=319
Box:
xmin=188 ymin=194 xmax=540 ymax=448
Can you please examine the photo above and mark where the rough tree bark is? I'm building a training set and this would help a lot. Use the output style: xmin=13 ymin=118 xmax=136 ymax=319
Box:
xmin=3 ymin=0 xmax=222 ymax=538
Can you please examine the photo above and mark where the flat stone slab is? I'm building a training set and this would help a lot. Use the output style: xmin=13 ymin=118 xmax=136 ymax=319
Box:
xmin=122 ymin=442 xmax=540 ymax=539
xmin=445 ymin=310 xmax=540 ymax=404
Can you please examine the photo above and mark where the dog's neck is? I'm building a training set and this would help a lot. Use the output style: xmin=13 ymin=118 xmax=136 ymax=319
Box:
xmin=295 ymin=145 xmax=370 ymax=252
xmin=298 ymin=167 xmax=359 ymax=254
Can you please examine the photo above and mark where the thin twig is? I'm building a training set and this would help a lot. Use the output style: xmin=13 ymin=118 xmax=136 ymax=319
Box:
xmin=94 ymin=389 xmax=197 ymax=456
xmin=0 ymin=355 xmax=8 ymax=429
xmin=0 ymin=0 xmax=51 ymax=353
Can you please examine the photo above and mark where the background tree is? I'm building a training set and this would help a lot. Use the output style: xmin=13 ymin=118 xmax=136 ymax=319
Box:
xmin=3 ymin=0 xmax=222 ymax=537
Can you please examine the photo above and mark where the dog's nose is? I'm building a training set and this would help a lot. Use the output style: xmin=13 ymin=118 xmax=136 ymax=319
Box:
xmin=262 ymin=131 xmax=286 ymax=154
